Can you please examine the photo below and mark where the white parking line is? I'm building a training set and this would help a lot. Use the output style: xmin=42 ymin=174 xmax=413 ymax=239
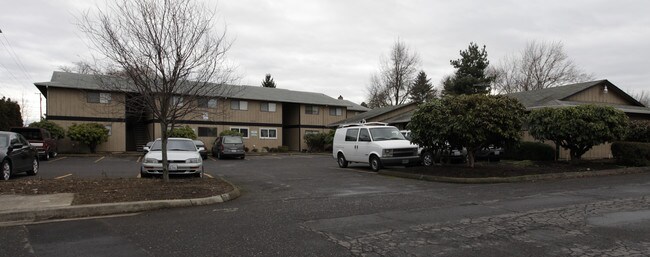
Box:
xmin=136 ymin=156 xmax=141 ymax=163
xmin=204 ymin=173 xmax=214 ymax=178
xmin=94 ymin=156 xmax=105 ymax=163
xmin=208 ymin=157 xmax=217 ymax=162
xmin=54 ymin=174 xmax=72 ymax=179
xmin=136 ymin=173 xmax=141 ymax=178
xmin=49 ymin=156 xmax=67 ymax=162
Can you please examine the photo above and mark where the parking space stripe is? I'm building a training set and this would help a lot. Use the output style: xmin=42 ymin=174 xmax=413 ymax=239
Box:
xmin=54 ymin=174 xmax=72 ymax=179
xmin=204 ymin=173 xmax=214 ymax=178
xmin=208 ymin=157 xmax=217 ymax=162
xmin=136 ymin=156 xmax=141 ymax=163
xmin=94 ymin=156 xmax=105 ymax=163
xmin=49 ymin=157 xmax=67 ymax=162
xmin=136 ymin=173 xmax=141 ymax=178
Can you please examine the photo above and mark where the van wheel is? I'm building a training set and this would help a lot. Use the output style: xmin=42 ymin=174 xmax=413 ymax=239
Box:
xmin=370 ymin=156 xmax=381 ymax=172
xmin=422 ymin=151 xmax=434 ymax=166
xmin=43 ymin=150 xmax=50 ymax=161
xmin=337 ymin=154 xmax=348 ymax=168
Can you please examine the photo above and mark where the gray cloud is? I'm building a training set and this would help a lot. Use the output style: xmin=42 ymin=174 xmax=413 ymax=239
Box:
xmin=1 ymin=0 xmax=648 ymax=123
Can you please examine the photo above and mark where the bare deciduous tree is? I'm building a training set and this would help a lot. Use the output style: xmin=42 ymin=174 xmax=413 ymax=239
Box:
xmin=366 ymin=39 xmax=420 ymax=108
xmin=80 ymin=0 xmax=236 ymax=181
xmin=58 ymin=61 xmax=93 ymax=74
xmin=631 ymin=90 xmax=650 ymax=107
xmin=493 ymin=40 xmax=593 ymax=94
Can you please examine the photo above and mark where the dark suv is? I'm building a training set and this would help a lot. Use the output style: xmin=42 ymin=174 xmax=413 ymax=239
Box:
xmin=212 ymin=136 xmax=245 ymax=159
xmin=10 ymin=127 xmax=58 ymax=161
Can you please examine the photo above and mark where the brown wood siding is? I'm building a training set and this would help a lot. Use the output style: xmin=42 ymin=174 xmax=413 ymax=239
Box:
xmin=565 ymin=86 xmax=630 ymax=105
xmin=369 ymin=104 xmax=417 ymax=123
xmin=522 ymin=131 xmax=613 ymax=160
xmin=47 ymin=88 xmax=125 ymax=118
xmin=176 ymin=99 xmax=283 ymax=124
xmin=300 ymin=105 xmax=347 ymax=126
xmin=51 ymin=120 xmax=126 ymax=153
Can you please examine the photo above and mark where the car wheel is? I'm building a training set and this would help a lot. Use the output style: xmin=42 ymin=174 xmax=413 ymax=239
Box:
xmin=27 ymin=158 xmax=39 ymax=176
xmin=43 ymin=150 xmax=50 ymax=161
xmin=2 ymin=161 xmax=11 ymax=181
xmin=337 ymin=154 xmax=348 ymax=168
xmin=50 ymin=149 xmax=58 ymax=158
xmin=370 ymin=156 xmax=381 ymax=172
xmin=422 ymin=151 xmax=434 ymax=166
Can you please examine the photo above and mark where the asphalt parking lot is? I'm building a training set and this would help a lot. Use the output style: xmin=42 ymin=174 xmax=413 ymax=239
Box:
xmin=24 ymin=153 xmax=342 ymax=180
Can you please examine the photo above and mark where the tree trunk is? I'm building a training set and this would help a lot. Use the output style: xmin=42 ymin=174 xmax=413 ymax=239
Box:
xmin=467 ymin=151 xmax=475 ymax=168
xmin=554 ymin=143 xmax=560 ymax=161
xmin=161 ymin=123 xmax=169 ymax=182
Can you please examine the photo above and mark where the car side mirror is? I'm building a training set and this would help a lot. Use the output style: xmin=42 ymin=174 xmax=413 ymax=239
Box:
xmin=143 ymin=146 xmax=150 ymax=152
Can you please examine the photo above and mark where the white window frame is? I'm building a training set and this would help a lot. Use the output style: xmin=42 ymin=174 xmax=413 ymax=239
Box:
xmin=259 ymin=128 xmax=278 ymax=139
xmin=230 ymin=100 xmax=248 ymax=111
xmin=261 ymin=102 xmax=276 ymax=112
xmin=230 ymin=127 xmax=250 ymax=138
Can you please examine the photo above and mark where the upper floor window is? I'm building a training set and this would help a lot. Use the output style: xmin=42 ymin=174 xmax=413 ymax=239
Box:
xmin=172 ymin=96 xmax=184 ymax=107
xmin=87 ymin=92 xmax=111 ymax=104
xmin=261 ymin=102 xmax=277 ymax=112
xmin=198 ymin=98 xmax=217 ymax=108
xmin=230 ymin=100 xmax=248 ymax=111
xmin=305 ymin=105 xmax=319 ymax=115
xmin=329 ymin=107 xmax=343 ymax=116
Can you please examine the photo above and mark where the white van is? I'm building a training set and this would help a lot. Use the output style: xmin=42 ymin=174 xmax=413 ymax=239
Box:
xmin=332 ymin=122 xmax=419 ymax=171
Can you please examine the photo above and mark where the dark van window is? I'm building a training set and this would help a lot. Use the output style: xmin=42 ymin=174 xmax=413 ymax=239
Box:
xmin=358 ymin=129 xmax=371 ymax=142
xmin=345 ymin=128 xmax=359 ymax=142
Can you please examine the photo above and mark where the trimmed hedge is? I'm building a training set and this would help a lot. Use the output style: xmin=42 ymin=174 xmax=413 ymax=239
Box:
xmin=625 ymin=120 xmax=650 ymax=143
xmin=502 ymin=141 xmax=555 ymax=161
xmin=611 ymin=141 xmax=650 ymax=167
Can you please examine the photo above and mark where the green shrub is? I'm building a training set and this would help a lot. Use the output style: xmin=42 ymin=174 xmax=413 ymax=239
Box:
xmin=625 ymin=120 xmax=650 ymax=143
xmin=611 ymin=141 xmax=650 ymax=166
xmin=168 ymin=126 xmax=197 ymax=139
xmin=219 ymin=130 xmax=243 ymax=137
xmin=502 ymin=141 xmax=555 ymax=161
xmin=304 ymin=130 xmax=334 ymax=152
xmin=29 ymin=120 xmax=65 ymax=139
xmin=67 ymin=123 xmax=109 ymax=153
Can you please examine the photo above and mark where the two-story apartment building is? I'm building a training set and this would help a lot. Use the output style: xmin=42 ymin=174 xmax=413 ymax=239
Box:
xmin=34 ymin=72 xmax=365 ymax=153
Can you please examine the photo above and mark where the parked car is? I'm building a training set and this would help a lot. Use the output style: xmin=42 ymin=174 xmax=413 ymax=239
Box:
xmin=399 ymin=130 xmax=467 ymax=166
xmin=475 ymin=145 xmax=502 ymax=162
xmin=212 ymin=136 xmax=245 ymax=159
xmin=1 ymin=131 xmax=39 ymax=181
xmin=141 ymin=138 xmax=203 ymax=178
xmin=333 ymin=122 xmax=419 ymax=172
xmin=10 ymin=127 xmax=57 ymax=161
xmin=193 ymin=140 xmax=208 ymax=160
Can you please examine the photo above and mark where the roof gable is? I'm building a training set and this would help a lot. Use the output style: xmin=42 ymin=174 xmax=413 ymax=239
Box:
xmin=506 ymin=80 xmax=645 ymax=108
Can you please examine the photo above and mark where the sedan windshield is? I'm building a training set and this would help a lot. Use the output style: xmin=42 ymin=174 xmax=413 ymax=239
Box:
xmin=150 ymin=139 xmax=197 ymax=151
xmin=369 ymin=127 xmax=406 ymax=141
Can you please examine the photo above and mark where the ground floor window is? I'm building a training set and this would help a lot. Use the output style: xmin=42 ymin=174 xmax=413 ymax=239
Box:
xmin=260 ymin=128 xmax=278 ymax=139
xmin=230 ymin=127 xmax=249 ymax=138
xmin=198 ymin=127 xmax=218 ymax=137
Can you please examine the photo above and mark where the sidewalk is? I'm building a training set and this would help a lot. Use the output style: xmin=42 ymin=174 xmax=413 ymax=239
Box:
xmin=0 ymin=181 xmax=240 ymax=226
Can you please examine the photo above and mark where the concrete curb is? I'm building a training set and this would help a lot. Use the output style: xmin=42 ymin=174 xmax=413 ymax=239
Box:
xmin=0 ymin=179 xmax=241 ymax=224
xmin=378 ymin=166 xmax=650 ymax=184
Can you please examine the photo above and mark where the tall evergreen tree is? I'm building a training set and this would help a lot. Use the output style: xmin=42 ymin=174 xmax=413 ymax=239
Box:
xmin=0 ymin=97 xmax=23 ymax=130
xmin=409 ymin=71 xmax=436 ymax=103
xmin=442 ymin=42 xmax=495 ymax=95
xmin=261 ymin=74 xmax=276 ymax=88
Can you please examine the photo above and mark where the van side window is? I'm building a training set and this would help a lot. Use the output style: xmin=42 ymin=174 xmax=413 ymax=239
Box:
xmin=358 ymin=129 xmax=371 ymax=142
xmin=345 ymin=128 xmax=359 ymax=142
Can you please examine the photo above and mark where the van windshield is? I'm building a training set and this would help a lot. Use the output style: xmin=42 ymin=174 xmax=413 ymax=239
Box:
xmin=369 ymin=127 xmax=406 ymax=141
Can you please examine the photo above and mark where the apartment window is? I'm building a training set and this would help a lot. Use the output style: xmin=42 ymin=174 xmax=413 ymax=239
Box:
xmin=198 ymin=127 xmax=218 ymax=137
xmin=105 ymin=125 xmax=112 ymax=136
xmin=230 ymin=100 xmax=248 ymax=111
xmin=305 ymin=130 xmax=320 ymax=135
xmin=260 ymin=128 xmax=277 ymax=139
xmin=305 ymin=105 xmax=319 ymax=115
xmin=329 ymin=107 xmax=343 ymax=116
xmin=198 ymin=98 xmax=217 ymax=108
xmin=87 ymin=92 xmax=111 ymax=104
xmin=260 ymin=102 xmax=277 ymax=112
xmin=172 ymin=96 xmax=184 ymax=107
xmin=230 ymin=127 xmax=249 ymax=138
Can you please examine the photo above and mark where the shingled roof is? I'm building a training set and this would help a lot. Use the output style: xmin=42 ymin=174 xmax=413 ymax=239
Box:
xmin=337 ymin=99 xmax=370 ymax=112
xmin=506 ymin=79 xmax=645 ymax=108
xmin=328 ymin=103 xmax=416 ymax=127
xmin=35 ymin=71 xmax=348 ymax=107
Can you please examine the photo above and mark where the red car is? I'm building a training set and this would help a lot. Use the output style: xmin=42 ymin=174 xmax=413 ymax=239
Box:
xmin=10 ymin=127 xmax=58 ymax=161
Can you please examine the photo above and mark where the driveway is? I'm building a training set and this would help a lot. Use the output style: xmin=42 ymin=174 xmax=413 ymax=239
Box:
xmin=1 ymin=154 xmax=650 ymax=256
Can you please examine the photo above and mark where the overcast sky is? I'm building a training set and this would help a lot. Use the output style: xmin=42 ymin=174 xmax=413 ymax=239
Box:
xmin=1 ymin=0 xmax=649 ymax=124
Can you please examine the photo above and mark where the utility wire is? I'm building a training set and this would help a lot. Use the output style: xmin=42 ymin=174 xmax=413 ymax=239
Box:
xmin=0 ymin=32 xmax=34 ymax=82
